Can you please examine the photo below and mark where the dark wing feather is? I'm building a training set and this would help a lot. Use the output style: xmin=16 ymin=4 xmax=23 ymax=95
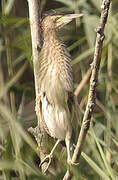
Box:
xmin=67 ymin=92 xmax=80 ymax=142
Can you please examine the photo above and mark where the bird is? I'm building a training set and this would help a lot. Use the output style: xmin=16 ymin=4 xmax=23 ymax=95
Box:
xmin=35 ymin=12 xmax=83 ymax=171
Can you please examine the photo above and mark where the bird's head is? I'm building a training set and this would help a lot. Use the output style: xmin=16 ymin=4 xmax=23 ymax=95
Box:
xmin=41 ymin=12 xmax=83 ymax=33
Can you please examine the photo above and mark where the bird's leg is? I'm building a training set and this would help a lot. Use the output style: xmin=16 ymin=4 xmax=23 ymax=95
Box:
xmin=65 ymin=138 xmax=79 ymax=166
xmin=65 ymin=138 xmax=72 ymax=164
xmin=40 ymin=139 xmax=61 ymax=172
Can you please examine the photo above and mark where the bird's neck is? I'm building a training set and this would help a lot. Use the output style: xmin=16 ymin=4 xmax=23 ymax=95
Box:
xmin=43 ymin=29 xmax=60 ymax=46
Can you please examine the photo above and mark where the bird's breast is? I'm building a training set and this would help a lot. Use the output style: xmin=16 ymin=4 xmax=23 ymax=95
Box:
xmin=41 ymin=93 xmax=72 ymax=140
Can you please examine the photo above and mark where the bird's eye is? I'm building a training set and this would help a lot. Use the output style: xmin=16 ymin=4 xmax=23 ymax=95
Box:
xmin=55 ymin=17 xmax=59 ymax=21
xmin=55 ymin=16 xmax=61 ymax=21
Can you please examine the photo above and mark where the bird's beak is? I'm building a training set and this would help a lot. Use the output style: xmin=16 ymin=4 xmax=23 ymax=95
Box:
xmin=56 ymin=14 xmax=83 ymax=28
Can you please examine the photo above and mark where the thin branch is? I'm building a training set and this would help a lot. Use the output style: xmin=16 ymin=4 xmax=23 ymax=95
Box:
xmin=27 ymin=0 xmax=42 ymax=98
xmin=63 ymin=0 xmax=112 ymax=179
xmin=27 ymin=0 xmax=49 ymax=173
xmin=27 ymin=0 xmax=41 ymax=137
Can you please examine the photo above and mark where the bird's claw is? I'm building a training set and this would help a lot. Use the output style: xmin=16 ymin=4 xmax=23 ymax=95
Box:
xmin=39 ymin=154 xmax=53 ymax=173
xmin=67 ymin=158 xmax=79 ymax=166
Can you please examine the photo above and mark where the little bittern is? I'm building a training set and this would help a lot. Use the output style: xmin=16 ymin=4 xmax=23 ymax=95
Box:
xmin=36 ymin=12 xmax=83 ymax=169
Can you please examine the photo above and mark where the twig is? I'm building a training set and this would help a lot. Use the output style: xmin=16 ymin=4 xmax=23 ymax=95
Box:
xmin=63 ymin=0 xmax=111 ymax=179
xmin=27 ymin=0 xmax=49 ymax=173
xmin=27 ymin=0 xmax=42 ymax=98
xmin=27 ymin=0 xmax=42 ymax=138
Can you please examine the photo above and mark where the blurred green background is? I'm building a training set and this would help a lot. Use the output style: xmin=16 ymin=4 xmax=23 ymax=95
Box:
xmin=0 ymin=0 xmax=118 ymax=179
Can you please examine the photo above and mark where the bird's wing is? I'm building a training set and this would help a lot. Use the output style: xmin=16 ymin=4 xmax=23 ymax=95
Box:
xmin=67 ymin=92 xmax=80 ymax=140
xmin=35 ymin=93 xmax=51 ymax=136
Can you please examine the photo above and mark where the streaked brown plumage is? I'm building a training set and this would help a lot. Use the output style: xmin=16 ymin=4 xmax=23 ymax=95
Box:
xmin=36 ymin=13 xmax=83 ymax=168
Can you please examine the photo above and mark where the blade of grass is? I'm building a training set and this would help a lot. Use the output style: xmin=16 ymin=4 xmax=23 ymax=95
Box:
xmin=0 ymin=103 xmax=38 ymax=154
xmin=82 ymin=152 xmax=110 ymax=180
xmin=0 ymin=61 xmax=28 ymax=99
xmin=71 ymin=47 xmax=94 ymax=65
xmin=92 ymin=129 xmax=115 ymax=179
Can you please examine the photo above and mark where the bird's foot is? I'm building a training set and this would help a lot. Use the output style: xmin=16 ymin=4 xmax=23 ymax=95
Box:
xmin=67 ymin=158 xmax=79 ymax=166
xmin=39 ymin=154 xmax=53 ymax=173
